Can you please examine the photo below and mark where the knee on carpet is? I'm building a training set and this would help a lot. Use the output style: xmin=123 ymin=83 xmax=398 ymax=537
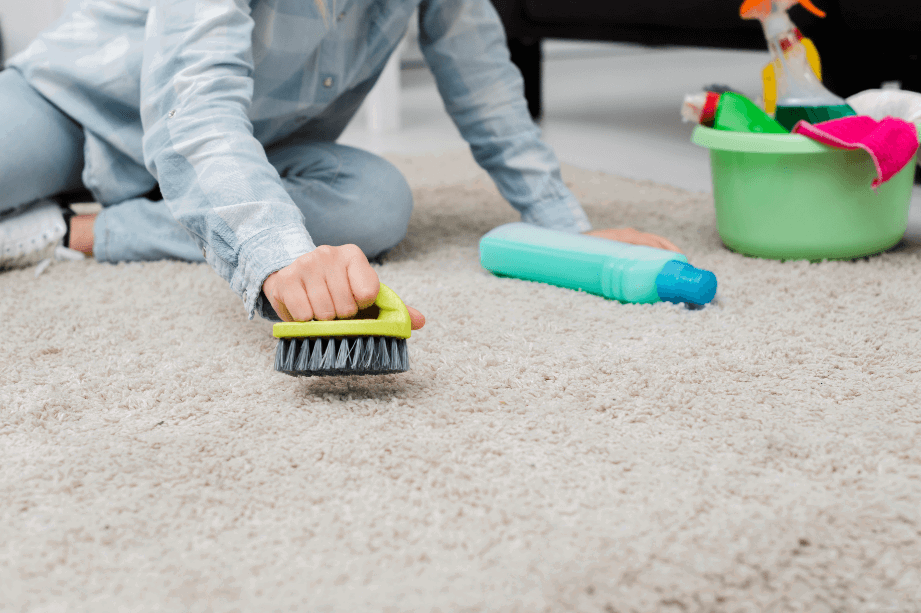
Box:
xmin=348 ymin=158 xmax=414 ymax=260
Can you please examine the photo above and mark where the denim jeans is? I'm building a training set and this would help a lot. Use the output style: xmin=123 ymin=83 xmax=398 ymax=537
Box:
xmin=0 ymin=68 xmax=413 ymax=265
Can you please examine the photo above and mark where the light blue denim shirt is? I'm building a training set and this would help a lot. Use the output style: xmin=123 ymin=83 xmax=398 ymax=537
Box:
xmin=8 ymin=0 xmax=592 ymax=320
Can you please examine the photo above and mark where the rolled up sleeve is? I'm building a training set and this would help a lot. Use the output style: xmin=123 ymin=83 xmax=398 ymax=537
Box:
xmin=418 ymin=0 xmax=592 ymax=234
xmin=140 ymin=0 xmax=315 ymax=319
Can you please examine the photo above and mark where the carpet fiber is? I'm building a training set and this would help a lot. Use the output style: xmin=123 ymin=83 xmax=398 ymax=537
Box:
xmin=3 ymin=150 xmax=921 ymax=612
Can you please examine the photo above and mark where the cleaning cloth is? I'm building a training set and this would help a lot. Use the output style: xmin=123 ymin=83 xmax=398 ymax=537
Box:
xmin=847 ymin=89 xmax=921 ymax=150
xmin=791 ymin=115 xmax=919 ymax=188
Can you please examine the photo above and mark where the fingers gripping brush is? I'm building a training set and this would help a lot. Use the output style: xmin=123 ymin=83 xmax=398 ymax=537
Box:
xmin=273 ymin=283 xmax=412 ymax=377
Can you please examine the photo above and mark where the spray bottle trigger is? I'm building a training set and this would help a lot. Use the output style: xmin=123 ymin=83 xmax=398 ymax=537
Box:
xmin=741 ymin=0 xmax=826 ymax=19
xmin=797 ymin=0 xmax=826 ymax=18
xmin=740 ymin=0 xmax=770 ymax=19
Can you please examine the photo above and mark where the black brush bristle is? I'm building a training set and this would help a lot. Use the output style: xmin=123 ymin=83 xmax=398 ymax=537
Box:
xmin=274 ymin=335 xmax=409 ymax=377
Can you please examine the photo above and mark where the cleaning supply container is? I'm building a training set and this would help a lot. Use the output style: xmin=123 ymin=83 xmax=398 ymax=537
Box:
xmin=480 ymin=222 xmax=717 ymax=305
xmin=692 ymin=124 xmax=915 ymax=261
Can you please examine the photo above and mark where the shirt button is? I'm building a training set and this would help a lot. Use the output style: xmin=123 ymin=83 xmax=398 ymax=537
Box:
xmin=168 ymin=109 xmax=176 ymax=118
xmin=337 ymin=12 xmax=345 ymax=21
xmin=242 ymin=290 xmax=248 ymax=303
xmin=323 ymin=77 xmax=333 ymax=88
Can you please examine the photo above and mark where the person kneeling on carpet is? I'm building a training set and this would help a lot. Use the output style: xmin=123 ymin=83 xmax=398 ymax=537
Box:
xmin=0 ymin=0 xmax=682 ymax=330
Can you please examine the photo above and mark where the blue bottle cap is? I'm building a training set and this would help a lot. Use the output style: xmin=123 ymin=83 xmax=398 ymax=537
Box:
xmin=655 ymin=260 xmax=717 ymax=305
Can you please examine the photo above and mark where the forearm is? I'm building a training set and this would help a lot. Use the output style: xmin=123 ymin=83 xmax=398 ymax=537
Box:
xmin=140 ymin=0 xmax=316 ymax=319
xmin=419 ymin=0 xmax=591 ymax=233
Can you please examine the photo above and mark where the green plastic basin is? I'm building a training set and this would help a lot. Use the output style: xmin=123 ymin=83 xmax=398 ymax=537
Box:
xmin=692 ymin=125 xmax=914 ymax=261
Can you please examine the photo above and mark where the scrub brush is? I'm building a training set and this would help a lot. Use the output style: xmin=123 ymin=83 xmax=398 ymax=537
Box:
xmin=273 ymin=283 xmax=412 ymax=377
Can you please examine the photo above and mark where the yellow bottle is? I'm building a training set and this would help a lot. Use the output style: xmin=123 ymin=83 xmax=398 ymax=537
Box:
xmin=761 ymin=31 xmax=822 ymax=115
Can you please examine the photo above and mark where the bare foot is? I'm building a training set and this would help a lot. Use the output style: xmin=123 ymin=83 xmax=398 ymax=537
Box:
xmin=68 ymin=214 xmax=96 ymax=256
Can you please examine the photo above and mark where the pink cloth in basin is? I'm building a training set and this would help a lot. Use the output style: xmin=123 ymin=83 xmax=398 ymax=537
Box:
xmin=792 ymin=115 xmax=919 ymax=188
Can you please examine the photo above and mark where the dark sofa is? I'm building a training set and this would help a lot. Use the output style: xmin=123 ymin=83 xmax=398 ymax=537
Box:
xmin=489 ymin=0 xmax=921 ymax=120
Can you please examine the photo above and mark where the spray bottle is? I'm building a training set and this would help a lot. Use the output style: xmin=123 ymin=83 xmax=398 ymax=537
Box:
xmin=479 ymin=222 xmax=718 ymax=306
xmin=740 ymin=0 xmax=856 ymax=131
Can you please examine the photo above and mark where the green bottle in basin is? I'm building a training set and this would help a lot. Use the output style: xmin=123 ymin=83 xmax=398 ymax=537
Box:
xmin=479 ymin=222 xmax=718 ymax=306
xmin=682 ymin=90 xmax=787 ymax=133
xmin=713 ymin=92 xmax=788 ymax=134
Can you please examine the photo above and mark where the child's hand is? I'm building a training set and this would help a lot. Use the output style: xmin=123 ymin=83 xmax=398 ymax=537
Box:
xmin=262 ymin=244 xmax=425 ymax=330
xmin=584 ymin=228 xmax=683 ymax=255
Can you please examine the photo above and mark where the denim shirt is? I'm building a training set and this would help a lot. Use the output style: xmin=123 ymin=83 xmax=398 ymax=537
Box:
xmin=8 ymin=0 xmax=592 ymax=320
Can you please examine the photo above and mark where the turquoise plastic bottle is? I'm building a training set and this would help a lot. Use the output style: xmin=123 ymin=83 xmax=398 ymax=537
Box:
xmin=479 ymin=222 xmax=718 ymax=305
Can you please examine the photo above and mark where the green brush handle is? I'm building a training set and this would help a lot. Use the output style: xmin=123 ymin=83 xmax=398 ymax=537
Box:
xmin=273 ymin=283 xmax=412 ymax=339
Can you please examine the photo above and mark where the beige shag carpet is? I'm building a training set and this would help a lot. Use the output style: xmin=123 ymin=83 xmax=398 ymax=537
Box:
xmin=2 ymin=149 xmax=921 ymax=612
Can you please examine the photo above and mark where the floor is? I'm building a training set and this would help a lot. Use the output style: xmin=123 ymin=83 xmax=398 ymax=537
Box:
xmin=339 ymin=41 xmax=921 ymax=242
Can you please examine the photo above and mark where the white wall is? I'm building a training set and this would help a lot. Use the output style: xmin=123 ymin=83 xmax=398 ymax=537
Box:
xmin=0 ymin=0 xmax=67 ymax=62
